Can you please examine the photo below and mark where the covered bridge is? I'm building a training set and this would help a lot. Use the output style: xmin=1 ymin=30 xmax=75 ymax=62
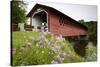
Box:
xmin=26 ymin=3 xmax=88 ymax=37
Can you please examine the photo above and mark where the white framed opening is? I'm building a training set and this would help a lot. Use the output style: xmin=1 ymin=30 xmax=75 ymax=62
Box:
xmin=32 ymin=9 xmax=48 ymax=32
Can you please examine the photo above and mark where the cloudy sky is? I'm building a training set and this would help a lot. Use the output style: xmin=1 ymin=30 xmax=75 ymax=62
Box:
xmin=26 ymin=1 xmax=97 ymax=21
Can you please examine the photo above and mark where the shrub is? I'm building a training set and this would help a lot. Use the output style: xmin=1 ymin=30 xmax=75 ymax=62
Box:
xmin=85 ymin=43 xmax=97 ymax=61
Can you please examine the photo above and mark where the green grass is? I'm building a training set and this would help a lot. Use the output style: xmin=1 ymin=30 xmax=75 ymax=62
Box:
xmin=12 ymin=31 xmax=97 ymax=66
xmin=12 ymin=31 xmax=40 ymax=48
xmin=12 ymin=31 xmax=56 ymax=65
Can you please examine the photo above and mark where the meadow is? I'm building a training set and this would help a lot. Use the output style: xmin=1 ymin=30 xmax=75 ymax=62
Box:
xmin=12 ymin=31 xmax=97 ymax=66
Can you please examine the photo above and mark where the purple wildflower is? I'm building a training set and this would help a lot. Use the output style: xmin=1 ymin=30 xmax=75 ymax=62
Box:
xmin=51 ymin=47 xmax=57 ymax=53
xmin=12 ymin=48 xmax=16 ymax=53
xmin=51 ymin=60 xmax=58 ymax=64
xmin=56 ymin=34 xmax=63 ymax=41
xmin=55 ymin=55 xmax=61 ymax=60
xmin=37 ymin=39 xmax=42 ymax=45
xmin=61 ymin=46 xmax=64 ymax=51
xmin=44 ymin=38 xmax=50 ymax=45
xmin=55 ymin=55 xmax=64 ymax=62
xmin=37 ymin=34 xmax=44 ymax=44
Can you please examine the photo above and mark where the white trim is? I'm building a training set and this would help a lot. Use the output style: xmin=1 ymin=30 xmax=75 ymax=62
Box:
xmin=32 ymin=9 xmax=49 ymax=32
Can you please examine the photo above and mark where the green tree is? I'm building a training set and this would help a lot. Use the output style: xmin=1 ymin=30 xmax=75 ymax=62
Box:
xmin=78 ymin=20 xmax=97 ymax=45
xmin=78 ymin=19 xmax=84 ymax=23
xmin=11 ymin=0 xmax=27 ymax=24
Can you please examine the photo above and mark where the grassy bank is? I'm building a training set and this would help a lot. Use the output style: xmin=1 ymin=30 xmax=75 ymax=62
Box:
xmin=12 ymin=31 xmax=97 ymax=66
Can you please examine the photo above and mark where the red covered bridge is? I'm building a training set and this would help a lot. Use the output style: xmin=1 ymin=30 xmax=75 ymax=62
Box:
xmin=27 ymin=3 xmax=88 ymax=37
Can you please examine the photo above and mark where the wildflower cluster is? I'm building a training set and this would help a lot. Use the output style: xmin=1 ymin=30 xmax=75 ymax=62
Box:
xmin=12 ymin=31 xmax=97 ymax=66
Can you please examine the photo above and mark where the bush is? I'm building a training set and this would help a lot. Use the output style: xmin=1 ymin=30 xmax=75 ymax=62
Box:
xmin=85 ymin=43 xmax=97 ymax=61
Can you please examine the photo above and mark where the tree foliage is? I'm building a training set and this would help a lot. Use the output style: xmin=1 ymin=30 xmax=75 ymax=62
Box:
xmin=11 ymin=0 xmax=27 ymax=24
xmin=78 ymin=20 xmax=97 ymax=45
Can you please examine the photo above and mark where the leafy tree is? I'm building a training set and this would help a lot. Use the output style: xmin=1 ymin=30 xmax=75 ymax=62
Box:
xmin=78 ymin=19 xmax=84 ymax=23
xmin=78 ymin=20 xmax=97 ymax=45
xmin=11 ymin=0 xmax=27 ymax=24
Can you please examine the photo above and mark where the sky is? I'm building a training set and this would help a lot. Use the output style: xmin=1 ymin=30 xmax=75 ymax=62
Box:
xmin=26 ymin=1 xmax=97 ymax=21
